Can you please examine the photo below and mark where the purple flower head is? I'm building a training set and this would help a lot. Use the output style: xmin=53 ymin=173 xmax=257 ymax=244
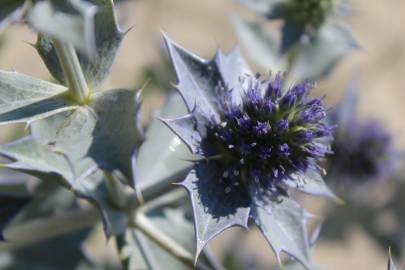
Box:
xmin=327 ymin=82 xmax=397 ymax=185
xmin=328 ymin=120 xmax=395 ymax=184
xmin=203 ymin=73 xmax=332 ymax=193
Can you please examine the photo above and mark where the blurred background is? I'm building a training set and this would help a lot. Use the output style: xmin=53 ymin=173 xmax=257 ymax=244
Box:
xmin=1 ymin=0 xmax=405 ymax=269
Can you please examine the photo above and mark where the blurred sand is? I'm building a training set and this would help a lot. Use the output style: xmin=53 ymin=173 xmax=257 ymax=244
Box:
xmin=1 ymin=0 xmax=405 ymax=269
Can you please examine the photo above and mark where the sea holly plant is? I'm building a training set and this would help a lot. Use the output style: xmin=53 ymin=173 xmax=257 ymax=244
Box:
xmin=0 ymin=0 xmax=376 ymax=269
xmin=161 ymin=35 xmax=338 ymax=268
xmin=233 ymin=0 xmax=359 ymax=81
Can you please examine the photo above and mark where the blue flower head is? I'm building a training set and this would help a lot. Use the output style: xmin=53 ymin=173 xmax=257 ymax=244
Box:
xmin=162 ymin=34 xmax=336 ymax=268
xmin=331 ymin=122 xmax=394 ymax=183
xmin=201 ymin=73 xmax=332 ymax=195
xmin=328 ymin=86 xmax=396 ymax=184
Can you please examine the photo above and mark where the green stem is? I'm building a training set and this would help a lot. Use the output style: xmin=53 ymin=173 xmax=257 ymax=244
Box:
xmin=104 ymin=171 xmax=130 ymax=209
xmin=53 ymin=40 xmax=90 ymax=103
xmin=132 ymin=212 xmax=211 ymax=270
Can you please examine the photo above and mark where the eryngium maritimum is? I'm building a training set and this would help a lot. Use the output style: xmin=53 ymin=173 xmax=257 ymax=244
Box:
xmin=162 ymin=34 xmax=336 ymax=268
xmin=202 ymin=73 xmax=332 ymax=195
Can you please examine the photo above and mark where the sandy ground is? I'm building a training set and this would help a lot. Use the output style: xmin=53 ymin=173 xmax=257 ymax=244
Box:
xmin=1 ymin=0 xmax=405 ymax=269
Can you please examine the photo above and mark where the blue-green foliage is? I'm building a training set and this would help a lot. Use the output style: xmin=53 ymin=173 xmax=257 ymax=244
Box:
xmin=234 ymin=0 xmax=359 ymax=81
xmin=1 ymin=0 xmax=393 ymax=269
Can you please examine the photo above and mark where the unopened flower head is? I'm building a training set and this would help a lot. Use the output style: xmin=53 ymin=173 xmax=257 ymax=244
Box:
xmin=286 ymin=0 xmax=335 ymax=29
xmin=329 ymin=120 xmax=394 ymax=183
xmin=199 ymin=73 xmax=332 ymax=195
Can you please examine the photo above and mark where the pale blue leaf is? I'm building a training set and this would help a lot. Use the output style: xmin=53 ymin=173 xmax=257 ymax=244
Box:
xmin=290 ymin=22 xmax=359 ymax=81
xmin=35 ymin=0 xmax=124 ymax=87
xmin=0 ymin=88 xmax=142 ymax=236
xmin=136 ymin=93 xmax=192 ymax=192
xmin=181 ymin=162 xmax=250 ymax=260
xmin=252 ymin=196 xmax=311 ymax=269
xmin=232 ymin=15 xmax=286 ymax=72
xmin=160 ymin=113 xmax=201 ymax=154
xmin=285 ymin=170 xmax=341 ymax=202
xmin=388 ymin=253 xmax=397 ymax=270
xmin=0 ymin=136 xmax=75 ymax=181
xmin=0 ymin=71 xmax=76 ymax=125
xmin=215 ymin=46 xmax=252 ymax=106
xmin=163 ymin=34 xmax=222 ymax=122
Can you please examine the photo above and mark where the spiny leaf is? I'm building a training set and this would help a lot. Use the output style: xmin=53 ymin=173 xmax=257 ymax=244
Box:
xmin=0 ymin=136 xmax=76 ymax=181
xmin=160 ymin=113 xmax=202 ymax=154
xmin=35 ymin=0 xmax=124 ymax=87
xmin=388 ymin=252 xmax=398 ymax=270
xmin=0 ymin=89 xmax=142 ymax=236
xmin=163 ymin=32 xmax=256 ymax=121
xmin=181 ymin=163 xmax=250 ymax=260
xmin=0 ymin=71 xmax=76 ymax=126
xmin=214 ymin=46 xmax=252 ymax=107
xmin=285 ymin=170 xmax=341 ymax=203
xmin=163 ymin=34 xmax=222 ymax=123
xmin=251 ymin=196 xmax=311 ymax=269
